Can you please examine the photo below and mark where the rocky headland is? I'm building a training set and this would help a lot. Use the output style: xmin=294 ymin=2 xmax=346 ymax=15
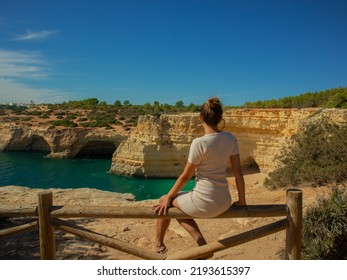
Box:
xmin=1 ymin=108 xmax=346 ymax=177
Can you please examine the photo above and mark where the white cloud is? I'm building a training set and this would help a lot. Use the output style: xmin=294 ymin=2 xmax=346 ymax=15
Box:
xmin=0 ymin=78 xmax=74 ymax=104
xmin=0 ymin=49 xmax=47 ymax=79
xmin=13 ymin=30 xmax=56 ymax=41
xmin=0 ymin=49 xmax=75 ymax=104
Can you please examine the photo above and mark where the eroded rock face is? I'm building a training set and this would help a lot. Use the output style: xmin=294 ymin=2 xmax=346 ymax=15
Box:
xmin=227 ymin=108 xmax=346 ymax=172
xmin=0 ymin=124 xmax=127 ymax=159
xmin=110 ymin=108 xmax=347 ymax=177
xmin=1 ymin=109 xmax=346 ymax=177
xmin=223 ymin=108 xmax=316 ymax=172
xmin=110 ymin=114 xmax=203 ymax=177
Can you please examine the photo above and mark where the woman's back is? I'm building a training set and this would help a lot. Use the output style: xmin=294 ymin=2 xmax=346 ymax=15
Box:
xmin=189 ymin=131 xmax=239 ymax=188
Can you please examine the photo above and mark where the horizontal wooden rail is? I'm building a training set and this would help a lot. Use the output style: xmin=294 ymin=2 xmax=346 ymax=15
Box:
xmin=50 ymin=204 xmax=287 ymax=219
xmin=0 ymin=204 xmax=287 ymax=220
xmin=52 ymin=218 xmax=166 ymax=260
xmin=0 ymin=207 xmax=37 ymax=217
xmin=0 ymin=221 xmax=38 ymax=239
xmin=166 ymin=218 xmax=289 ymax=260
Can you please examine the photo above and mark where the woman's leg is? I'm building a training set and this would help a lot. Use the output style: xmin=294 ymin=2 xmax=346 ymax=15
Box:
xmin=156 ymin=218 xmax=170 ymax=253
xmin=155 ymin=195 xmax=175 ymax=253
xmin=155 ymin=197 xmax=209 ymax=255
xmin=175 ymin=218 xmax=207 ymax=246
xmin=171 ymin=199 xmax=207 ymax=246
xmin=172 ymin=199 xmax=213 ymax=259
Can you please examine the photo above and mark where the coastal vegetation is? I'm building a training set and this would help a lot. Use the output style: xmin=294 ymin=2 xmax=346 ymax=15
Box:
xmin=264 ymin=115 xmax=347 ymax=259
xmin=301 ymin=186 xmax=347 ymax=260
xmin=264 ymin=117 xmax=347 ymax=189
xmin=1 ymin=86 xmax=346 ymax=129
xmin=243 ymin=87 xmax=347 ymax=109
xmin=0 ymin=98 xmax=201 ymax=129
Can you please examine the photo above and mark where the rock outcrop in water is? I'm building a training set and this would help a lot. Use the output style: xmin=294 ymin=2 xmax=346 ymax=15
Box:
xmin=110 ymin=108 xmax=347 ymax=177
xmin=110 ymin=114 xmax=203 ymax=177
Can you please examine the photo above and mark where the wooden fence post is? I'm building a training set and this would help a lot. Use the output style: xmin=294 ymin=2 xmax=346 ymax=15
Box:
xmin=285 ymin=189 xmax=302 ymax=260
xmin=38 ymin=191 xmax=56 ymax=260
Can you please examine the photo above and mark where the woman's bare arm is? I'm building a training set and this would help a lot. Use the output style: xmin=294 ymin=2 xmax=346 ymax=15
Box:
xmin=230 ymin=154 xmax=246 ymax=205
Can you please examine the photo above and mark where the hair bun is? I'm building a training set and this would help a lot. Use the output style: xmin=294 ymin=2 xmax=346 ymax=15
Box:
xmin=207 ymin=97 xmax=222 ymax=109
xmin=200 ymin=97 xmax=223 ymax=126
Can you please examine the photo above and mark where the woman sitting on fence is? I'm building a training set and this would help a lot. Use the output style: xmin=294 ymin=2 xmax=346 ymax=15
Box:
xmin=154 ymin=97 xmax=246 ymax=256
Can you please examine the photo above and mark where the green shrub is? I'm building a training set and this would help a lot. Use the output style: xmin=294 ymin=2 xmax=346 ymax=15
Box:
xmin=65 ymin=114 xmax=77 ymax=120
xmin=86 ymin=111 xmax=118 ymax=127
xmin=48 ymin=119 xmax=77 ymax=127
xmin=264 ymin=117 xmax=347 ymax=189
xmin=79 ymin=121 xmax=110 ymax=128
xmin=325 ymin=91 xmax=347 ymax=108
xmin=26 ymin=110 xmax=42 ymax=116
xmin=301 ymin=186 xmax=347 ymax=259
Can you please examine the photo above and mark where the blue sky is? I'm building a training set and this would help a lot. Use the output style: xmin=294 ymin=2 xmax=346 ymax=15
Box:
xmin=0 ymin=0 xmax=346 ymax=106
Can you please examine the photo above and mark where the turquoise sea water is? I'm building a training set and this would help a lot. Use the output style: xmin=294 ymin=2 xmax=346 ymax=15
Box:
xmin=0 ymin=152 xmax=194 ymax=201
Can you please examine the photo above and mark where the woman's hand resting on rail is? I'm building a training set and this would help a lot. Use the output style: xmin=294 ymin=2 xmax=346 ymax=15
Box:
xmin=153 ymin=194 xmax=172 ymax=215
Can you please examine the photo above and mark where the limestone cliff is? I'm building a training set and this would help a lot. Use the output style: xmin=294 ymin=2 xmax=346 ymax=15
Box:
xmin=1 ymin=108 xmax=346 ymax=178
xmin=110 ymin=108 xmax=347 ymax=177
xmin=0 ymin=123 xmax=127 ymax=159
xmin=110 ymin=114 xmax=203 ymax=177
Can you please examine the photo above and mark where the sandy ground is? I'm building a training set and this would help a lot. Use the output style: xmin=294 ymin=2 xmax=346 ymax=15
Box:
xmin=0 ymin=171 xmax=332 ymax=260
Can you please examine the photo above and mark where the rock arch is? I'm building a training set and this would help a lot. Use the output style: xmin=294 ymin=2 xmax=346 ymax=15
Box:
xmin=243 ymin=156 xmax=260 ymax=171
xmin=28 ymin=135 xmax=51 ymax=153
xmin=75 ymin=140 xmax=117 ymax=159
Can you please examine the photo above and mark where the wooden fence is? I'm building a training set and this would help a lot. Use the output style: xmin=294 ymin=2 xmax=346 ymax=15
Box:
xmin=0 ymin=189 xmax=302 ymax=260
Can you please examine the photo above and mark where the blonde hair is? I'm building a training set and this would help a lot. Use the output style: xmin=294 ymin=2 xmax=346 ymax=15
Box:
xmin=200 ymin=97 xmax=223 ymax=126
